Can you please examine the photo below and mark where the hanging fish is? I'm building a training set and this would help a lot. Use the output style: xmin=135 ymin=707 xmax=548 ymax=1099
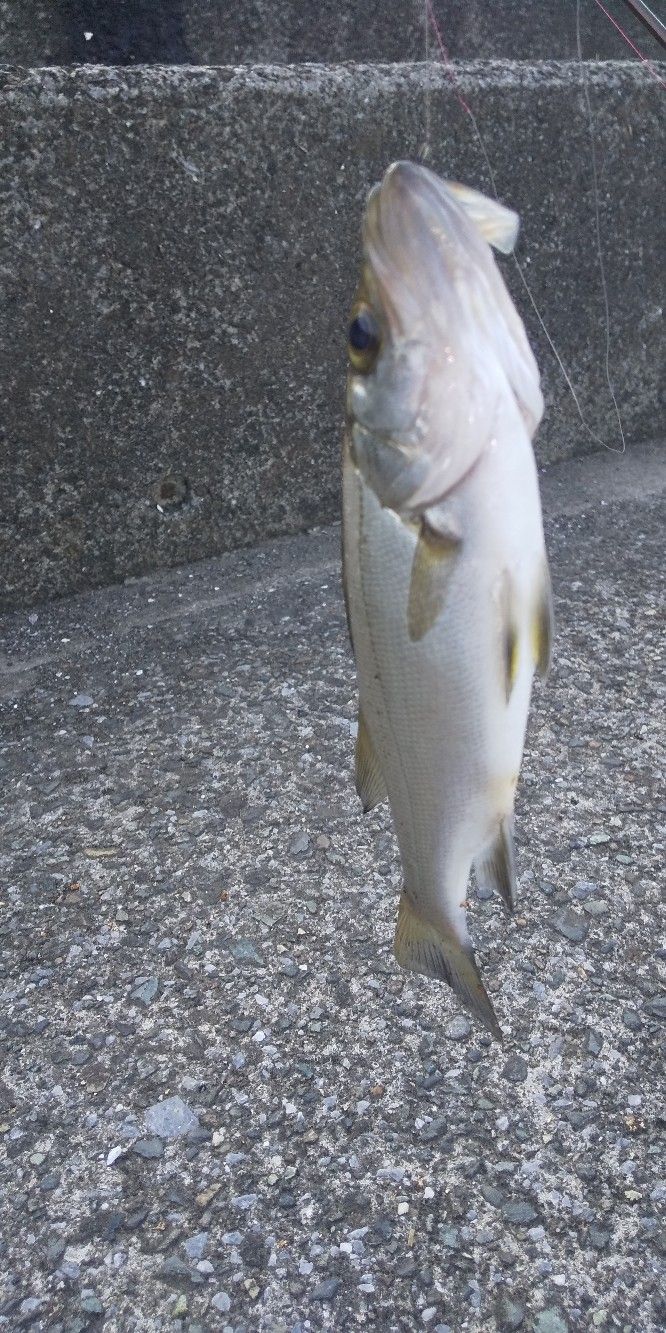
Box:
xmin=342 ymin=162 xmax=553 ymax=1040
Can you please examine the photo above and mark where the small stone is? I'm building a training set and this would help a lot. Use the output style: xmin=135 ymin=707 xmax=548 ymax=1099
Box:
xmin=69 ymin=693 xmax=94 ymax=707
xmin=311 ymin=1278 xmax=341 ymax=1302
xmin=144 ymin=1096 xmax=199 ymax=1139
xmin=553 ymin=909 xmax=588 ymax=943
xmin=623 ymin=1009 xmax=642 ymax=1031
xmin=132 ymin=977 xmax=159 ymax=1005
xmin=279 ymin=958 xmax=299 ymax=977
xmin=445 ymin=1016 xmax=471 ymax=1040
xmin=80 ymin=1296 xmax=104 ymax=1315
xmin=133 ymin=1137 xmax=164 ymax=1159
xmin=585 ymin=1029 xmax=603 ymax=1056
xmin=40 ymin=1173 xmax=60 ymax=1191
xmin=496 ymin=1296 xmax=525 ymax=1330
xmin=158 ymin=1257 xmax=197 ymax=1284
xmin=229 ymin=939 xmax=264 ymax=968
xmin=183 ymin=1232 xmax=208 ymax=1261
xmin=501 ymin=1054 xmax=528 ymax=1084
xmin=289 ymin=832 xmax=310 ymax=855
xmin=106 ymin=1145 xmax=125 ymax=1166
xmin=20 ymin=1300 xmax=42 ymax=1316
xmin=646 ymin=997 xmax=666 ymax=1020
xmin=211 ymin=1292 xmax=231 ymax=1313
xmin=502 ymin=1201 xmax=538 ymax=1225
xmin=583 ymin=899 xmax=607 ymax=917
xmin=572 ymin=880 xmax=598 ymax=899
xmin=173 ymin=1295 xmax=188 ymax=1317
xmin=421 ymin=1116 xmax=447 ymax=1141
xmin=589 ymin=1228 xmax=610 ymax=1250
xmin=534 ymin=1310 xmax=568 ymax=1333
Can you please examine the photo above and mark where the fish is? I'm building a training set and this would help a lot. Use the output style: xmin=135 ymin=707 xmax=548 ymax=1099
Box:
xmin=341 ymin=161 xmax=553 ymax=1040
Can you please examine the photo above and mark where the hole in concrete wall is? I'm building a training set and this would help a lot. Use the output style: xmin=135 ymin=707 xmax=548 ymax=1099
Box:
xmin=154 ymin=472 xmax=191 ymax=514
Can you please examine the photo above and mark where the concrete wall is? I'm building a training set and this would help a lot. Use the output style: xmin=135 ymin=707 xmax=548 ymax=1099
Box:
xmin=2 ymin=1 xmax=664 ymax=65
xmin=1 ymin=61 xmax=662 ymax=609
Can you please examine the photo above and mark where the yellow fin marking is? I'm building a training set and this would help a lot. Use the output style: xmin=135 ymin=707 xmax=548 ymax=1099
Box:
xmin=394 ymin=893 xmax=502 ymax=1040
xmin=407 ymin=520 xmax=460 ymax=642
xmin=532 ymin=562 xmax=554 ymax=679
xmin=355 ymin=708 xmax=387 ymax=813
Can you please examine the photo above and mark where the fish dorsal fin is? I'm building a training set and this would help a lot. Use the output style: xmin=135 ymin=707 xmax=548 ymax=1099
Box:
xmin=447 ymin=181 xmax=520 ymax=254
xmin=355 ymin=708 xmax=387 ymax=813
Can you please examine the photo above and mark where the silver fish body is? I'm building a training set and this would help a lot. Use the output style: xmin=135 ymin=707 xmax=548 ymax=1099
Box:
xmin=342 ymin=163 xmax=553 ymax=1039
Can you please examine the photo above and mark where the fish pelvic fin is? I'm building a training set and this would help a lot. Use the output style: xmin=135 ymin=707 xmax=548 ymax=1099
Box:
xmin=355 ymin=708 xmax=387 ymax=813
xmin=407 ymin=514 xmax=461 ymax=643
xmin=394 ymin=893 xmax=502 ymax=1041
xmin=474 ymin=817 xmax=517 ymax=915
xmin=532 ymin=561 xmax=554 ymax=680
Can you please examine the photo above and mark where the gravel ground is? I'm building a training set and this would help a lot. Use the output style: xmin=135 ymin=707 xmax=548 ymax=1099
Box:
xmin=0 ymin=444 xmax=664 ymax=1333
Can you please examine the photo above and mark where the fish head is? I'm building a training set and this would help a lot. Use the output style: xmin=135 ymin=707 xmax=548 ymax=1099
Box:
xmin=346 ymin=161 xmax=543 ymax=511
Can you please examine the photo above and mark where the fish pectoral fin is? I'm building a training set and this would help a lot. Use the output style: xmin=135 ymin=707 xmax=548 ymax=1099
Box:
xmin=394 ymin=893 xmax=502 ymax=1041
xmin=474 ymin=817 xmax=517 ymax=915
xmin=407 ymin=513 xmax=461 ymax=642
xmin=532 ymin=561 xmax=554 ymax=680
xmin=355 ymin=708 xmax=387 ymax=813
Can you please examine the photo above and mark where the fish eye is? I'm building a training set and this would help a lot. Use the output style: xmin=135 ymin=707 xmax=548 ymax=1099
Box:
xmin=348 ymin=305 xmax=381 ymax=373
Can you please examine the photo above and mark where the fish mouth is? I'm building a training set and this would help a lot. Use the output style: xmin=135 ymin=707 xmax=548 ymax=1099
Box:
xmin=362 ymin=161 xmax=462 ymax=336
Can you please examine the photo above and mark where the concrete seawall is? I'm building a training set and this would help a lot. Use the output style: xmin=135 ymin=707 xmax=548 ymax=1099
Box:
xmin=1 ymin=61 xmax=663 ymax=608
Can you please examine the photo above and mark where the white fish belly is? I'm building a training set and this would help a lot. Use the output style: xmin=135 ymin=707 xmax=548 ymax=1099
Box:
xmin=343 ymin=430 xmax=546 ymax=940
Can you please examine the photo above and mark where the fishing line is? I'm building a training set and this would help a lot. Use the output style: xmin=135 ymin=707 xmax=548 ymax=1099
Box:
xmin=422 ymin=0 xmax=637 ymax=454
xmin=576 ymin=0 xmax=626 ymax=453
xmin=591 ymin=0 xmax=666 ymax=84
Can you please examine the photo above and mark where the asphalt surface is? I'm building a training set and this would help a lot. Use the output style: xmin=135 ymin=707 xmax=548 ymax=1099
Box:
xmin=1 ymin=443 xmax=664 ymax=1332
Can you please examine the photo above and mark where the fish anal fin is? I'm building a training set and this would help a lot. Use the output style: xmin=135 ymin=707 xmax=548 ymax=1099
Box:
xmin=532 ymin=561 xmax=554 ymax=680
xmin=474 ymin=816 xmax=517 ymax=915
xmin=407 ymin=514 xmax=461 ymax=643
xmin=394 ymin=892 xmax=502 ymax=1041
xmin=355 ymin=708 xmax=387 ymax=813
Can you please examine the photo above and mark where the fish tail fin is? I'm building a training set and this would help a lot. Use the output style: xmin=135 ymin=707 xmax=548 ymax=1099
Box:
xmin=474 ymin=817 xmax=516 ymax=915
xmin=394 ymin=892 xmax=502 ymax=1041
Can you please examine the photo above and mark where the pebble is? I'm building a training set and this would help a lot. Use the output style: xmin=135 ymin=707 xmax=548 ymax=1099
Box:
xmin=133 ymin=1137 xmax=164 ymax=1159
xmin=553 ymin=908 xmax=588 ymax=943
xmin=183 ymin=1232 xmax=208 ymax=1261
xmin=80 ymin=1295 xmax=104 ymax=1315
xmin=144 ymin=1096 xmax=199 ymax=1139
xmin=445 ymin=1016 xmax=471 ymax=1040
xmin=421 ymin=1116 xmax=447 ymax=1141
xmin=585 ymin=1030 xmax=603 ymax=1056
xmin=289 ymin=832 xmax=310 ymax=855
xmin=132 ymin=977 xmax=159 ymax=1005
xmin=502 ymin=1201 xmax=539 ymax=1225
xmin=496 ymin=1296 xmax=525 ymax=1330
xmin=69 ymin=693 xmax=94 ymax=707
xmin=229 ymin=939 xmax=264 ymax=968
xmin=311 ymin=1278 xmax=341 ymax=1301
xmin=211 ymin=1292 xmax=231 ymax=1313
xmin=534 ymin=1311 xmax=568 ymax=1333
xmin=646 ymin=997 xmax=666 ymax=1020
xmin=502 ymin=1054 xmax=528 ymax=1084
